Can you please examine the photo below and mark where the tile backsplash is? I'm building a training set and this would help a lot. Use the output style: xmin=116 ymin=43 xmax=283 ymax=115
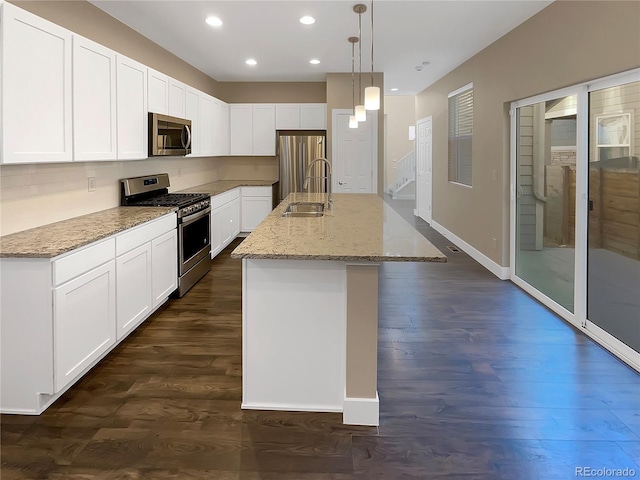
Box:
xmin=0 ymin=157 xmax=219 ymax=236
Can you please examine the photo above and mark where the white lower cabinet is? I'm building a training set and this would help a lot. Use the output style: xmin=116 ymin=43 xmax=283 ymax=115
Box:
xmin=152 ymin=230 xmax=178 ymax=307
xmin=241 ymin=187 xmax=273 ymax=232
xmin=54 ymin=260 xmax=116 ymax=392
xmin=116 ymin=243 xmax=152 ymax=340
xmin=211 ymin=189 xmax=241 ymax=258
xmin=0 ymin=213 xmax=177 ymax=414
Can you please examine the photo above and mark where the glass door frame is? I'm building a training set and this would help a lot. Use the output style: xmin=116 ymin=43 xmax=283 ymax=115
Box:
xmin=509 ymin=68 xmax=640 ymax=371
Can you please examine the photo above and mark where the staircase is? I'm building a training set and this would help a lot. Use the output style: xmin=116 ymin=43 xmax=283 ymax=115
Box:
xmin=389 ymin=150 xmax=416 ymax=200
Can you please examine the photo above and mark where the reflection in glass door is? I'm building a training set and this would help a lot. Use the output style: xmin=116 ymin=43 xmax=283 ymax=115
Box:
xmin=587 ymin=81 xmax=640 ymax=352
xmin=515 ymin=96 xmax=577 ymax=312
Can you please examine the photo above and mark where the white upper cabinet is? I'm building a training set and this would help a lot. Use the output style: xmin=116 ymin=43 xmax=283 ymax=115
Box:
xmin=185 ymin=87 xmax=200 ymax=156
xmin=275 ymin=104 xmax=301 ymax=130
xmin=230 ymin=104 xmax=275 ymax=156
xmin=117 ymin=55 xmax=148 ymax=160
xmin=230 ymin=104 xmax=253 ymax=155
xmin=147 ymin=68 xmax=169 ymax=114
xmin=168 ymin=78 xmax=186 ymax=119
xmin=73 ymin=36 xmax=117 ymax=161
xmin=199 ymin=93 xmax=215 ymax=156
xmin=1 ymin=3 xmax=73 ymax=164
xmin=212 ymin=98 xmax=230 ymax=156
xmin=253 ymin=105 xmax=276 ymax=155
xmin=300 ymin=104 xmax=327 ymax=129
xmin=275 ymin=104 xmax=326 ymax=130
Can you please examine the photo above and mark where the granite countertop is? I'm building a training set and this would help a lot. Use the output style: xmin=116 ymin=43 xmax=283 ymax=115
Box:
xmin=0 ymin=207 xmax=176 ymax=258
xmin=179 ymin=179 xmax=277 ymax=197
xmin=231 ymin=193 xmax=447 ymax=263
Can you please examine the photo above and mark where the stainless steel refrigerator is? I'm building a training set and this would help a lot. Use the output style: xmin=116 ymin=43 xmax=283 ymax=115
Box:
xmin=277 ymin=132 xmax=327 ymax=202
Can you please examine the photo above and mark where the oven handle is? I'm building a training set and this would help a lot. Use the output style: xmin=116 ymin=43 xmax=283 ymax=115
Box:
xmin=181 ymin=206 xmax=211 ymax=225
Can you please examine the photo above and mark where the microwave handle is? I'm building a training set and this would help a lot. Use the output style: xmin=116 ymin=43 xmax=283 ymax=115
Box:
xmin=181 ymin=125 xmax=191 ymax=150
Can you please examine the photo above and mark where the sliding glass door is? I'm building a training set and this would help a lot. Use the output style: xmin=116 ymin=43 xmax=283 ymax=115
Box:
xmin=587 ymin=80 xmax=640 ymax=353
xmin=510 ymin=70 xmax=640 ymax=369
xmin=514 ymin=94 xmax=578 ymax=314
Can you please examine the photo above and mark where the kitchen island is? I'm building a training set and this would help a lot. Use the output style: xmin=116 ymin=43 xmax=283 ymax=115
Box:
xmin=231 ymin=193 xmax=446 ymax=425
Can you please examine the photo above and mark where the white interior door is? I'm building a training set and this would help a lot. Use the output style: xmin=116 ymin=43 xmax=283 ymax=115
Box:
xmin=332 ymin=110 xmax=377 ymax=193
xmin=416 ymin=117 xmax=433 ymax=223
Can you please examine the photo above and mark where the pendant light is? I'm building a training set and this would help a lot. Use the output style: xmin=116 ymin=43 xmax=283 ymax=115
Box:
xmin=364 ymin=0 xmax=380 ymax=111
xmin=354 ymin=4 xmax=367 ymax=122
xmin=348 ymin=37 xmax=359 ymax=129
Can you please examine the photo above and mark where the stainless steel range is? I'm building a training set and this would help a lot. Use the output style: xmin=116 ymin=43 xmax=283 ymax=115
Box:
xmin=121 ymin=173 xmax=211 ymax=297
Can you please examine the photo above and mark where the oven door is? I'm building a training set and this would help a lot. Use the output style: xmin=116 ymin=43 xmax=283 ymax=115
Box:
xmin=178 ymin=207 xmax=211 ymax=275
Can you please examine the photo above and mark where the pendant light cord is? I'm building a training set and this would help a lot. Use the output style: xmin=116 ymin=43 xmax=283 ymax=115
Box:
xmin=351 ymin=41 xmax=356 ymax=110
xmin=358 ymin=11 xmax=362 ymax=104
xmin=370 ymin=0 xmax=374 ymax=86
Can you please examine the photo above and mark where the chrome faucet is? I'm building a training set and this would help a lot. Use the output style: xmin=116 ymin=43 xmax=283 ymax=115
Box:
xmin=303 ymin=157 xmax=332 ymax=207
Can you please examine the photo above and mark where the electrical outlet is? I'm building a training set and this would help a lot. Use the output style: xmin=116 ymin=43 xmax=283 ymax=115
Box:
xmin=177 ymin=168 xmax=183 ymax=177
xmin=88 ymin=177 xmax=97 ymax=192
xmin=491 ymin=237 xmax=497 ymax=250
xmin=492 ymin=169 xmax=498 ymax=181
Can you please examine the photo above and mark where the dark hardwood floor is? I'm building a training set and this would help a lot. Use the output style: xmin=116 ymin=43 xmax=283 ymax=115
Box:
xmin=2 ymin=197 xmax=639 ymax=479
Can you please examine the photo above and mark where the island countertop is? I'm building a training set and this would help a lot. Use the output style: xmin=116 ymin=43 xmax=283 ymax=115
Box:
xmin=0 ymin=207 xmax=176 ymax=258
xmin=231 ymin=193 xmax=447 ymax=262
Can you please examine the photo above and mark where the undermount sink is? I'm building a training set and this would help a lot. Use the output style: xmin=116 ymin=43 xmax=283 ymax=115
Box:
xmin=281 ymin=202 xmax=325 ymax=218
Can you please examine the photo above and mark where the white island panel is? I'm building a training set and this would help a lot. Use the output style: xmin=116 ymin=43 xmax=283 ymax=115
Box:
xmin=242 ymin=258 xmax=346 ymax=412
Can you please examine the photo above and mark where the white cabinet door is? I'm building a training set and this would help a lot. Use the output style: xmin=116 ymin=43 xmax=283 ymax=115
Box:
xmin=73 ymin=36 xmax=117 ymax=161
xmin=117 ymin=55 xmax=148 ymax=159
xmin=210 ymin=205 xmax=223 ymax=258
xmin=168 ymin=78 xmax=186 ymax=118
xmin=54 ymin=260 xmax=116 ymax=392
xmin=116 ymin=243 xmax=152 ymax=340
xmin=199 ymin=94 xmax=215 ymax=156
xmin=186 ymin=87 xmax=200 ymax=156
xmin=230 ymin=197 xmax=241 ymax=238
xmin=230 ymin=104 xmax=253 ymax=155
xmin=221 ymin=201 xmax=235 ymax=246
xmin=151 ymin=229 xmax=177 ymax=307
xmin=147 ymin=68 xmax=169 ymax=114
xmin=300 ymin=104 xmax=327 ymax=129
xmin=212 ymin=98 xmax=230 ymax=156
xmin=252 ymin=105 xmax=276 ymax=155
xmin=276 ymin=104 xmax=300 ymax=129
xmin=2 ymin=3 xmax=73 ymax=164
xmin=241 ymin=196 xmax=273 ymax=232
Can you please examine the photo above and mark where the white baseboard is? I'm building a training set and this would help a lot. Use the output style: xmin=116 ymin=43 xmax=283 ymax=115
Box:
xmin=241 ymin=402 xmax=343 ymax=413
xmin=431 ymin=220 xmax=509 ymax=280
xmin=413 ymin=208 xmax=418 ymax=216
xmin=343 ymin=392 xmax=379 ymax=426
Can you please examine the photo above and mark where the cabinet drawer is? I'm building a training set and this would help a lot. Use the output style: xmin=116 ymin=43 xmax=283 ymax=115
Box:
xmin=211 ymin=188 xmax=240 ymax=209
xmin=241 ymin=186 xmax=272 ymax=197
xmin=116 ymin=214 xmax=176 ymax=256
xmin=54 ymin=238 xmax=115 ymax=286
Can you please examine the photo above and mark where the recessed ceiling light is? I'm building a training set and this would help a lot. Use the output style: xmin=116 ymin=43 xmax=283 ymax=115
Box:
xmin=205 ymin=16 xmax=222 ymax=27
xmin=245 ymin=59 xmax=257 ymax=66
xmin=299 ymin=15 xmax=315 ymax=25
xmin=309 ymin=59 xmax=320 ymax=65
xmin=391 ymin=88 xmax=399 ymax=92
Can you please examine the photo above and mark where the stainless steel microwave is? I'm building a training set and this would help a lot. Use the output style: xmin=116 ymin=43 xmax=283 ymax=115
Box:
xmin=149 ymin=113 xmax=192 ymax=156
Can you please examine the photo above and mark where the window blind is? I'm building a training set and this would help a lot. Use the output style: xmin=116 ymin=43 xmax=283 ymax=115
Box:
xmin=448 ymin=86 xmax=473 ymax=186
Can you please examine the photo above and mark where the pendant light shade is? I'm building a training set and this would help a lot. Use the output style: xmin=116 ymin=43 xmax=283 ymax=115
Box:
xmin=355 ymin=104 xmax=366 ymax=122
xmin=349 ymin=115 xmax=359 ymax=128
xmin=365 ymin=0 xmax=380 ymax=111
xmin=365 ymin=86 xmax=380 ymax=110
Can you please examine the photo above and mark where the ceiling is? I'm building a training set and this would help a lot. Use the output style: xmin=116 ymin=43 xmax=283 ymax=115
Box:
xmin=90 ymin=0 xmax=552 ymax=95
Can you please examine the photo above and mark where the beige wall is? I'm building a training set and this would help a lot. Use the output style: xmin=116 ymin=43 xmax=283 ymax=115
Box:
xmin=218 ymin=82 xmax=326 ymax=104
xmin=9 ymin=0 xmax=221 ymax=97
xmin=215 ymin=157 xmax=278 ymax=181
xmin=384 ymin=96 xmax=416 ymax=191
xmin=415 ymin=0 xmax=640 ymax=267
xmin=327 ymin=73 xmax=384 ymax=195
